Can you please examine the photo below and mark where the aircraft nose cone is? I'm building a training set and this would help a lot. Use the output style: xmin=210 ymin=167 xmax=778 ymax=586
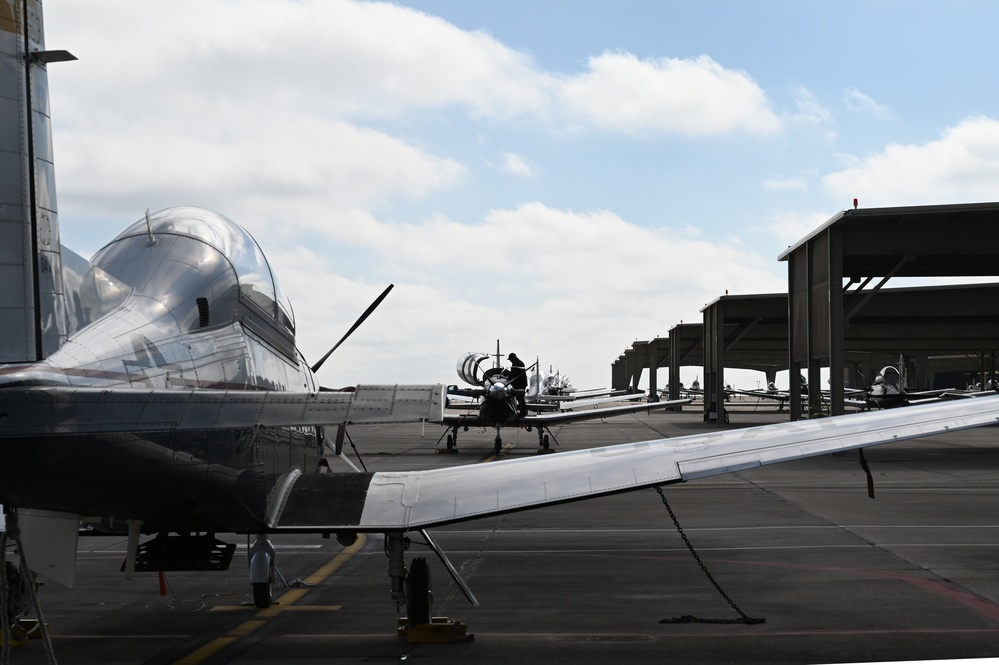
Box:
xmin=487 ymin=382 xmax=509 ymax=399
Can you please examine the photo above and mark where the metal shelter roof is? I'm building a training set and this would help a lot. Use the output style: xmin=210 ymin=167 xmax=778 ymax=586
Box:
xmin=779 ymin=201 xmax=999 ymax=418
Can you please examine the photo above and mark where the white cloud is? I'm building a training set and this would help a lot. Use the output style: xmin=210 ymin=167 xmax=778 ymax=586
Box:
xmin=823 ymin=116 xmax=999 ymax=205
xmin=764 ymin=176 xmax=808 ymax=192
xmin=47 ymin=0 xmax=553 ymax=122
xmin=788 ymin=87 xmax=832 ymax=126
xmin=40 ymin=0 xmax=793 ymax=390
xmin=264 ymin=202 xmax=785 ymax=388
xmin=500 ymin=152 xmax=540 ymax=177
xmin=767 ymin=211 xmax=833 ymax=248
xmin=844 ymin=88 xmax=892 ymax=119
xmin=559 ymin=53 xmax=781 ymax=137
xmin=55 ymin=118 xmax=465 ymax=221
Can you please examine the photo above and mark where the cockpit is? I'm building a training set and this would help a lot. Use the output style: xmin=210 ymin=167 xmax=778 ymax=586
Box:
xmin=93 ymin=206 xmax=295 ymax=354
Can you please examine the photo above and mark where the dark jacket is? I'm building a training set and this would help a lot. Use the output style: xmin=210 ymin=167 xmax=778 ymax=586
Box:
xmin=508 ymin=354 xmax=528 ymax=389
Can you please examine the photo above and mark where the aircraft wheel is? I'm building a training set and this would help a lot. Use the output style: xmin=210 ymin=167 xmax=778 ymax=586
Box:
xmin=407 ymin=557 xmax=432 ymax=626
xmin=494 ymin=437 xmax=502 ymax=456
xmin=446 ymin=434 xmax=455 ymax=449
xmin=252 ymin=581 xmax=272 ymax=608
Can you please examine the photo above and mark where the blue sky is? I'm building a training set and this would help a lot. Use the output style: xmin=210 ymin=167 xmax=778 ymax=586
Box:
xmin=42 ymin=0 xmax=999 ymax=390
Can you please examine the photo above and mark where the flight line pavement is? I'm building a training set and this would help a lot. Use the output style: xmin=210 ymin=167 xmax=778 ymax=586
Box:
xmin=8 ymin=403 xmax=999 ymax=664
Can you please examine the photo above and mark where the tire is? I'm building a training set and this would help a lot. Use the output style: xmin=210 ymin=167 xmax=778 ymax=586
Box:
xmin=252 ymin=581 xmax=272 ymax=608
xmin=494 ymin=437 xmax=502 ymax=456
xmin=406 ymin=557 xmax=432 ymax=626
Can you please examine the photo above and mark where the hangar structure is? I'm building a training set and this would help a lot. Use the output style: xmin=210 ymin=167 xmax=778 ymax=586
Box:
xmin=612 ymin=296 xmax=790 ymax=406
xmin=614 ymin=202 xmax=999 ymax=423
xmin=616 ymin=280 xmax=999 ymax=423
xmin=779 ymin=201 xmax=999 ymax=419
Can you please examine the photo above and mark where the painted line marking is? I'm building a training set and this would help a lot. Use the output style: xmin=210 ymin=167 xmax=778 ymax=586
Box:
xmin=172 ymin=534 xmax=366 ymax=665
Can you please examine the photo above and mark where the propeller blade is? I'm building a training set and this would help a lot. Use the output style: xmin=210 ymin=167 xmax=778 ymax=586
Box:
xmin=310 ymin=284 xmax=394 ymax=374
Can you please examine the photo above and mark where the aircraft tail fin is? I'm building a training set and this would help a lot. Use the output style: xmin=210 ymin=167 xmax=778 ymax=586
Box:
xmin=0 ymin=1 xmax=75 ymax=362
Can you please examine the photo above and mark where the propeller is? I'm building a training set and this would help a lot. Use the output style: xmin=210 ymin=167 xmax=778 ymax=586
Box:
xmin=310 ymin=284 xmax=394 ymax=374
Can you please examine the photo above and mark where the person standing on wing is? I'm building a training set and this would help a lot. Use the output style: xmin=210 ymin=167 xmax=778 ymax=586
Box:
xmin=507 ymin=353 xmax=528 ymax=416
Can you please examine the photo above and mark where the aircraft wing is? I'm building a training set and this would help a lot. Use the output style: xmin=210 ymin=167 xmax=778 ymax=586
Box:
xmin=554 ymin=392 xmax=651 ymax=409
xmin=437 ymin=397 xmax=691 ymax=428
xmin=727 ymin=388 xmax=787 ymax=400
xmin=272 ymin=394 xmax=999 ymax=532
xmin=531 ymin=388 xmax=619 ymax=402
xmin=0 ymin=384 xmax=445 ymax=436
xmin=521 ymin=397 xmax=690 ymax=424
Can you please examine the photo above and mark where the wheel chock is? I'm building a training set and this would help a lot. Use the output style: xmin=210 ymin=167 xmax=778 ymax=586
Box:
xmin=435 ymin=447 xmax=460 ymax=454
xmin=0 ymin=619 xmax=35 ymax=647
xmin=536 ymin=447 xmax=555 ymax=455
xmin=398 ymin=617 xmax=474 ymax=643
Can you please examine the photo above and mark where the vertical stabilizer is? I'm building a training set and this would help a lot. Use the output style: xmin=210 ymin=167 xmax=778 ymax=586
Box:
xmin=0 ymin=0 xmax=74 ymax=362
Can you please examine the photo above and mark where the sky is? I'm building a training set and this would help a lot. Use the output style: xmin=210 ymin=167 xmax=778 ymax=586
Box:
xmin=39 ymin=0 xmax=999 ymax=391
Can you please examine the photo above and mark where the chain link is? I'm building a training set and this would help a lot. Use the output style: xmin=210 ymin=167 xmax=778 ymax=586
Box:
xmin=654 ymin=486 xmax=765 ymax=625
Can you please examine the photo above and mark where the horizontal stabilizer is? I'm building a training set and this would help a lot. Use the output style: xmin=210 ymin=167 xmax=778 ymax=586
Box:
xmin=0 ymin=384 xmax=445 ymax=436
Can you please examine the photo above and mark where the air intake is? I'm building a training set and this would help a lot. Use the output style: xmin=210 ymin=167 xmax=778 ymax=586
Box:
xmin=196 ymin=297 xmax=210 ymax=327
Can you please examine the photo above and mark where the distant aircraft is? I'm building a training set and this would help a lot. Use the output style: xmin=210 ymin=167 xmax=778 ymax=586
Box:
xmin=722 ymin=376 xmax=815 ymax=411
xmin=441 ymin=352 xmax=689 ymax=455
xmin=5 ymin=3 xmax=999 ymax=649
xmin=860 ymin=363 xmax=952 ymax=409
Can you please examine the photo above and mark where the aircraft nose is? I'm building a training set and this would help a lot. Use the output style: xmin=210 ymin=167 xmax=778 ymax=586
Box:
xmin=486 ymin=382 xmax=509 ymax=399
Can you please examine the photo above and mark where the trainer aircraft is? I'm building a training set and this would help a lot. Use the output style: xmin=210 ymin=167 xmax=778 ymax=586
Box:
xmin=4 ymin=0 xmax=999 ymax=647
xmin=439 ymin=352 xmax=689 ymax=454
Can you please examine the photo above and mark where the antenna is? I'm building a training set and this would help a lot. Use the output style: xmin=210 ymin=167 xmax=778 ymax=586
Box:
xmin=144 ymin=208 xmax=157 ymax=245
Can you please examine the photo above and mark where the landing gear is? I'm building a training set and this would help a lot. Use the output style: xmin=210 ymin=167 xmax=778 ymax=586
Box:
xmin=0 ymin=508 xmax=56 ymax=659
xmin=248 ymin=535 xmax=275 ymax=608
xmin=2 ymin=561 xmax=29 ymax=646
xmin=436 ymin=424 xmax=466 ymax=454
xmin=386 ymin=532 xmax=472 ymax=643
xmin=406 ymin=557 xmax=432 ymax=626
xmin=251 ymin=581 xmax=271 ymax=608
xmin=536 ymin=427 xmax=557 ymax=454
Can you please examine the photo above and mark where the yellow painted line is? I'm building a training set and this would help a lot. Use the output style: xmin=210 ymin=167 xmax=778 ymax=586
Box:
xmin=300 ymin=538 xmax=369 ymax=585
xmin=226 ymin=620 xmax=266 ymax=637
xmin=174 ymin=637 xmax=239 ymax=665
xmin=274 ymin=587 xmax=310 ymax=606
xmin=210 ymin=603 xmax=343 ymax=613
xmin=483 ymin=442 xmax=514 ymax=463
xmin=172 ymin=534 xmax=367 ymax=665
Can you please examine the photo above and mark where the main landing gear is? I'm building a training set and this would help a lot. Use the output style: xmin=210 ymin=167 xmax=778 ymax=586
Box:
xmin=436 ymin=423 xmax=468 ymax=454
xmin=386 ymin=532 xmax=475 ymax=643
xmin=0 ymin=508 xmax=56 ymax=659
xmin=436 ymin=423 xmax=558 ymax=456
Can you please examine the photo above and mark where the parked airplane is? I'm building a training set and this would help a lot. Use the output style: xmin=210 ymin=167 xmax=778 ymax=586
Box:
xmin=5 ymin=2 xmax=999 ymax=651
xmin=441 ymin=352 xmax=688 ymax=455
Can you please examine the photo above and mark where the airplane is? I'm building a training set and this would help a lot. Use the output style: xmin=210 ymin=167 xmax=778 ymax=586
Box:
xmin=856 ymin=360 xmax=955 ymax=409
xmin=5 ymin=2 xmax=999 ymax=653
xmin=439 ymin=352 xmax=689 ymax=455
xmin=721 ymin=375 xmax=811 ymax=408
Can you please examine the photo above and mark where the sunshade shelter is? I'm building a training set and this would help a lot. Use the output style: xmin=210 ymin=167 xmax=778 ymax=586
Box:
xmin=778 ymin=201 xmax=999 ymax=419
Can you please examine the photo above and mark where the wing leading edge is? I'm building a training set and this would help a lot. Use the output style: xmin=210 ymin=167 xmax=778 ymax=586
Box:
xmin=273 ymin=394 xmax=999 ymax=532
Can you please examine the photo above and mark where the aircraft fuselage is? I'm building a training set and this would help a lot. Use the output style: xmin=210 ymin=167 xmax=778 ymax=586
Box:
xmin=0 ymin=207 xmax=323 ymax=534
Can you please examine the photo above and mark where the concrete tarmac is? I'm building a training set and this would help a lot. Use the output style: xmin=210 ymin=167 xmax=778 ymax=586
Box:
xmin=6 ymin=403 xmax=999 ymax=664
